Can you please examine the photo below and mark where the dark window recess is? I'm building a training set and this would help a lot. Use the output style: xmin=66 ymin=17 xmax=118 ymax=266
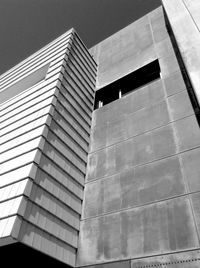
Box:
xmin=94 ymin=59 xmax=161 ymax=109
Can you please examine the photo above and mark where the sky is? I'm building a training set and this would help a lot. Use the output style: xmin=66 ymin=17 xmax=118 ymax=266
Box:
xmin=0 ymin=0 xmax=161 ymax=75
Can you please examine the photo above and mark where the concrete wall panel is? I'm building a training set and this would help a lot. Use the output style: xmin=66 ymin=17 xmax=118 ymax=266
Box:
xmin=77 ymin=197 xmax=199 ymax=266
xmin=148 ymin=7 xmax=168 ymax=42
xmin=190 ymin=193 xmax=200 ymax=240
xmin=92 ymin=80 xmax=165 ymax=128
xmin=183 ymin=0 xmax=200 ymax=30
xmin=87 ymin=122 xmax=180 ymax=183
xmin=90 ymin=15 xmax=157 ymax=90
xmin=162 ymin=0 xmax=200 ymax=104
xmin=79 ymin=5 xmax=200 ymax=267
xmin=163 ymin=71 xmax=186 ymax=97
xmin=84 ymin=156 xmax=186 ymax=219
xmin=181 ymin=147 xmax=200 ymax=192
xmin=90 ymin=97 xmax=171 ymax=152
xmin=167 ymin=90 xmax=194 ymax=121
xmin=173 ymin=115 xmax=200 ymax=152
xmin=159 ymin=53 xmax=180 ymax=78
xmin=155 ymin=38 xmax=174 ymax=58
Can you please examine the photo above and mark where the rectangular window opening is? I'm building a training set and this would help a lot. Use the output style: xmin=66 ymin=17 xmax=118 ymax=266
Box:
xmin=0 ymin=63 xmax=50 ymax=105
xmin=94 ymin=59 xmax=161 ymax=109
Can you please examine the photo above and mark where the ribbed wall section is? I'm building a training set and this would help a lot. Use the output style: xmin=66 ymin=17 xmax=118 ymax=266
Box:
xmin=0 ymin=29 xmax=96 ymax=266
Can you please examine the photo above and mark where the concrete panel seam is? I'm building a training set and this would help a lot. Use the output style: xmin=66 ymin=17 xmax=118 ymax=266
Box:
xmin=147 ymin=12 xmax=161 ymax=60
xmin=179 ymin=154 xmax=200 ymax=245
xmin=77 ymin=248 xmax=200 ymax=268
xmin=89 ymin=113 xmax=196 ymax=155
xmin=81 ymin=192 xmax=200 ymax=222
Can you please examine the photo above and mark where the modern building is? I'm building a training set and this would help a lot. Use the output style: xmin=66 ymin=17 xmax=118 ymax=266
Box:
xmin=0 ymin=29 xmax=96 ymax=267
xmin=1 ymin=0 xmax=200 ymax=267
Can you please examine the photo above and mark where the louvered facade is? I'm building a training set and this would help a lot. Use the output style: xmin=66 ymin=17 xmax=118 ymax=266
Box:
xmin=0 ymin=28 xmax=96 ymax=266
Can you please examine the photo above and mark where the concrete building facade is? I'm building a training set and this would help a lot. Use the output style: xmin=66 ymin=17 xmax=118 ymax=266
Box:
xmin=78 ymin=0 xmax=200 ymax=267
xmin=1 ymin=0 xmax=200 ymax=267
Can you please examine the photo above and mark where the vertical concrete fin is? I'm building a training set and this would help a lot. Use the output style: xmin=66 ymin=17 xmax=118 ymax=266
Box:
xmin=162 ymin=0 xmax=200 ymax=105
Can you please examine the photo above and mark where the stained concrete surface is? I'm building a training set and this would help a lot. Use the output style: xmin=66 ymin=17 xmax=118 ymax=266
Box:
xmin=77 ymin=4 xmax=200 ymax=267
xmin=90 ymin=12 xmax=157 ymax=90
xmin=78 ymin=197 xmax=199 ymax=265
xmin=83 ymin=155 xmax=186 ymax=218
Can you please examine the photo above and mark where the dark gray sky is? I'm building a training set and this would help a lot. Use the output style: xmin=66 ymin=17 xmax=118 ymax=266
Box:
xmin=0 ymin=0 xmax=161 ymax=75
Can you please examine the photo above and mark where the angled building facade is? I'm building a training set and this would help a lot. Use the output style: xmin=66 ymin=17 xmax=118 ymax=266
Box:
xmin=0 ymin=29 xmax=96 ymax=266
xmin=1 ymin=0 xmax=200 ymax=267
xmin=77 ymin=1 xmax=200 ymax=267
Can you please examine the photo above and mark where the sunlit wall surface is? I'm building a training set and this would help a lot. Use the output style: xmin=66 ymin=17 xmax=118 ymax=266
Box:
xmin=77 ymin=3 xmax=200 ymax=268
xmin=1 ymin=1 xmax=200 ymax=267
xmin=0 ymin=28 xmax=96 ymax=266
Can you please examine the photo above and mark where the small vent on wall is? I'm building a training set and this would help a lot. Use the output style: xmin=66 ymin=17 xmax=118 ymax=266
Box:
xmin=135 ymin=258 xmax=200 ymax=268
xmin=94 ymin=59 xmax=161 ymax=109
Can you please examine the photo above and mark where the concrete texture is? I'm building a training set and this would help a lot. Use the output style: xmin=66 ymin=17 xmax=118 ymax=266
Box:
xmin=1 ymin=1 xmax=200 ymax=267
xmin=162 ymin=0 xmax=200 ymax=106
xmin=90 ymin=13 xmax=157 ymax=90
xmin=77 ymin=4 xmax=200 ymax=267
xmin=78 ymin=197 xmax=198 ymax=265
